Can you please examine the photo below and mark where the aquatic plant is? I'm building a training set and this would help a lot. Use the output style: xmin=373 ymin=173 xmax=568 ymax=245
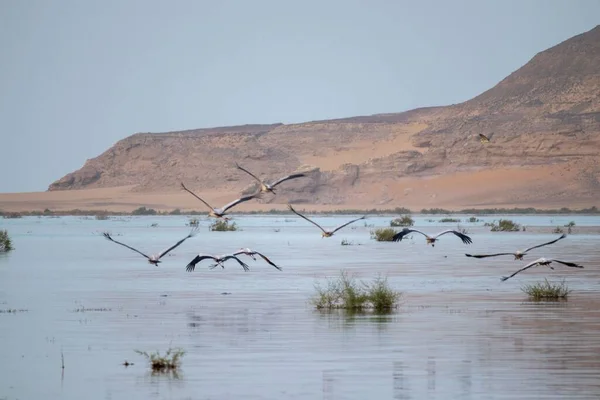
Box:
xmin=311 ymin=271 xmax=402 ymax=312
xmin=488 ymin=219 xmax=521 ymax=232
xmin=209 ymin=220 xmax=238 ymax=231
xmin=521 ymin=278 xmax=570 ymax=301
xmin=95 ymin=214 xmax=109 ymax=220
xmin=187 ymin=217 xmax=200 ymax=227
xmin=552 ymin=226 xmax=564 ymax=234
xmin=439 ymin=217 xmax=461 ymax=223
xmin=468 ymin=216 xmax=480 ymax=223
xmin=390 ymin=215 xmax=414 ymax=227
xmin=0 ymin=230 xmax=13 ymax=252
xmin=135 ymin=347 xmax=185 ymax=372
xmin=370 ymin=228 xmax=397 ymax=241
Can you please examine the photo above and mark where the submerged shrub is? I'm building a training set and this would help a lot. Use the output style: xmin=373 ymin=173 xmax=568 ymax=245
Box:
xmin=390 ymin=215 xmax=414 ymax=227
xmin=311 ymin=271 xmax=402 ymax=312
xmin=521 ymin=278 xmax=570 ymax=301
xmin=489 ymin=219 xmax=521 ymax=232
xmin=209 ymin=220 xmax=237 ymax=231
xmin=370 ymin=228 xmax=397 ymax=242
xmin=0 ymin=230 xmax=13 ymax=252
xmin=439 ymin=217 xmax=461 ymax=223
xmin=468 ymin=216 xmax=480 ymax=223
xmin=135 ymin=348 xmax=185 ymax=373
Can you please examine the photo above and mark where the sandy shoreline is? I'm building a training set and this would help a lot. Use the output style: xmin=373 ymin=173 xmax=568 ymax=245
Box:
xmin=0 ymin=185 xmax=597 ymax=214
xmin=2 ymin=164 xmax=598 ymax=213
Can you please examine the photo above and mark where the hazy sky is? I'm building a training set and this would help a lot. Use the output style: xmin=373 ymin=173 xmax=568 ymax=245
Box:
xmin=0 ymin=0 xmax=598 ymax=193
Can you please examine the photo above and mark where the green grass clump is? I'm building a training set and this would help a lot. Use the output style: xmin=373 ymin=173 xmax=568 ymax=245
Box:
xmin=489 ymin=219 xmax=521 ymax=232
xmin=468 ymin=216 xmax=480 ymax=223
xmin=311 ymin=271 xmax=402 ymax=312
xmin=209 ymin=220 xmax=237 ymax=231
xmin=0 ymin=230 xmax=13 ymax=252
xmin=135 ymin=348 xmax=185 ymax=372
xmin=521 ymin=278 xmax=571 ymax=301
xmin=439 ymin=217 xmax=461 ymax=223
xmin=370 ymin=228 xmax=397 ymax=241
xmin=390 ymin=215 xmax=414 ymax=227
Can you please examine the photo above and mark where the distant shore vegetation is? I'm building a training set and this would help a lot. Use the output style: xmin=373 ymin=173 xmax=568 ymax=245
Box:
xmin=1 ymin=205 xmax=599 ymax=218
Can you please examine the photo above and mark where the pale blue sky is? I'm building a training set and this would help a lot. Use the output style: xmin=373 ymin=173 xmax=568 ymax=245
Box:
xmin=0 ymin=0 xmax=598 ymax=193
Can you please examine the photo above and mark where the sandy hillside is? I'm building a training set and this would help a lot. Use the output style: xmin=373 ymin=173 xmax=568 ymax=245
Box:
xmin=1 ymin=26 xmax=600 ymax=213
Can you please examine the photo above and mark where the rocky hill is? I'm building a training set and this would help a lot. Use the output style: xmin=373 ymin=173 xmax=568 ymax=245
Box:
xmin=48 ymin=26 xmax=600 ymax=207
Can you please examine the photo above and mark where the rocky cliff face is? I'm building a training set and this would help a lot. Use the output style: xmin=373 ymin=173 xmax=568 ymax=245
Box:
xmin=49 ymin=26 xmax=600 ymax=206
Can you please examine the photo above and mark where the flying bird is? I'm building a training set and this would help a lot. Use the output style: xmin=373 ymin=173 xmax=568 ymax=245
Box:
xmin=103 ymin=227 xmax=199 ymax=266
xmin=287 ymin=204 xmax=365 ymax=237
xmin=235 ymin=162 xmax=307 ymax=194
xmin=180 ymin=182 xmax=258 ymax=219
xmin=392 ymin=228 xmax=473 ymax=246
xmin=233 ymin=248 xmax=281 ymax=270
xmin=500 ymin=257 xmax=583 ymax=281
xmin=466 ymin=233 xmax=566 ymax=260
xmin=186 ymin=253 xmax=252 ymax=272
xmin=479 ymin=133 xmax=493 ymax=143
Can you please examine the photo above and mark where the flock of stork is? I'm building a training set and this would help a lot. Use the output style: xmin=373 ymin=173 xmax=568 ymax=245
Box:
xmin=102 ymin=159 xmax=585 ymax=282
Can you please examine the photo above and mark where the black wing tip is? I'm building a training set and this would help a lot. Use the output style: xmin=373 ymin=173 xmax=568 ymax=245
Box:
xmin=500 ymin=276 xmax=509 ymax=282
xmin=465 ymin=254 xmax=473 ymax=257
xmin=391 ymin=233 xmax=404 ymax=242
xmin=185 ymin=264 xmax=195 ymax=272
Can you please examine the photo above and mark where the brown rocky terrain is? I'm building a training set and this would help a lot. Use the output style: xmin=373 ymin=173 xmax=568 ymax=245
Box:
xmin=3 ymin=26 xmax=600 ymax=212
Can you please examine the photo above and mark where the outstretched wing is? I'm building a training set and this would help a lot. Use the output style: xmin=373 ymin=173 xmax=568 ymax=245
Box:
xmin=186 ymin=254 xmax=218 ymax=272
xmin=435 ymin=230 xmax=473 ymax=245
xmin=235 ymin=163 xmax=264 ymax=185
xmin=253 ymin=251 xmax=281 ymax=271
xmin=550 ymin=259 xmax=584 ymax=269
xmin=465 ymin=253 xmax=514 ymax=259
xmin=523 ymin=233 xmax=567 ymax=253
xmin=180 ymin=182 xmax=214 ymax=211
xmin=331 ymin=216 xmax=366 ymax=234
xmin=270 ymin=173 xmax=307 ymax=188
xmin=500 ymin=259 xmax=543 ymax=281
xmin=392 ymin=228 xmax=420 ymax=242
xmin=287 ymin=204 xmax=327 ymax=233
xmin=220 ymin=193 xmax=258 ymax=213
xmin=103 ymin=232 xmax=150 ymax=260
xmin=221 ymin=255 xmax=251 ymax=271
xmin=479 ymin=133 xmax=490 ymax=143
xmin=157 ymin=227 xmax=199 ymax=260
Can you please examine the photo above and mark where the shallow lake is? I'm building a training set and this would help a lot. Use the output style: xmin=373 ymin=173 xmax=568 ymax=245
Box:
xmin=1 ymin=215 xmax=599 ymax=399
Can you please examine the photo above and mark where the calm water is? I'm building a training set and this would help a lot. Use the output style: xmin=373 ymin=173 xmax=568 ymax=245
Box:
xmin=1 ymin=215 xmax=599 ymax=400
